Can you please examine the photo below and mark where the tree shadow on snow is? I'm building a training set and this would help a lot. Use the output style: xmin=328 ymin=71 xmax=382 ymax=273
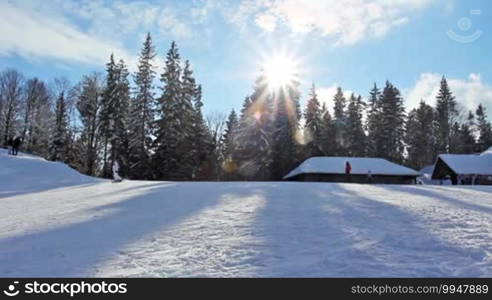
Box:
xmin=378 ymin=185 xmax=492 ymax=215
xmin=249 ymin=183 xmax=487 ymax=277
xmin=0 ymin=182 xmax=255 ymax=277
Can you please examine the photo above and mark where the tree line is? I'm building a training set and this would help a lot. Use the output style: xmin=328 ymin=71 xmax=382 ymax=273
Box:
xmin=1 ymin=33 xmax=491 ymax=181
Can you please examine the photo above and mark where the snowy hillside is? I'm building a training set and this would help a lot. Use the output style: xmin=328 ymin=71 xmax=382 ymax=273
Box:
xmin=1 ymin=151 xmax=491 ymax=277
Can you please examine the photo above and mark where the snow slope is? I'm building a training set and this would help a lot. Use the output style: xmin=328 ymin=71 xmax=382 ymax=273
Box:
xmin=1 ymin=151 xmax=491 ymax=277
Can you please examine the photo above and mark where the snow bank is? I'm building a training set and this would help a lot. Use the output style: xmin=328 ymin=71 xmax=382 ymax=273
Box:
xmin=0 ymin=150 xmax=99 ymax=198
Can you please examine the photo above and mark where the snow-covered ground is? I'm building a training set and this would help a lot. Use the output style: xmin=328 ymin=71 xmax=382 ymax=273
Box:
xmin=1 ymin=151 xmax=491 ymax=277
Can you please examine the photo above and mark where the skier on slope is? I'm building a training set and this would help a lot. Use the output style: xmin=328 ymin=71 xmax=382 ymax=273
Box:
xmin=345 ymin=161 xmax=352 ymax=182
xmin=112 ymin=159 xmax=122 ymax=183
xmin=12 ymin=136 xmax=22 ymax=156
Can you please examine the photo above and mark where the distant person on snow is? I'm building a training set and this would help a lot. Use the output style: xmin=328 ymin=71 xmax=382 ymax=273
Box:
xmin=367 ymin=169 xmax=373 ymax=184
xmin=12 ymin=136 xmax=22 ymax=156
xmin=345 ymin=161 xmax=352 ymax=182
xmin=7 ymin=136 xmax=14 ymax=155
xmin=112 ymin=160 xmax=122 ymax=183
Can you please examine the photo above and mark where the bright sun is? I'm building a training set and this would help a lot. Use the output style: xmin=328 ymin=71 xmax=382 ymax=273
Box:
xmin=263 ymin=54 xmax=299 ymax=91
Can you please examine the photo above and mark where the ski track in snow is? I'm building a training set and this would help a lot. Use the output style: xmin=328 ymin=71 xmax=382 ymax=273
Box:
xmin=0 ymin=152 xmax=491 ymax=277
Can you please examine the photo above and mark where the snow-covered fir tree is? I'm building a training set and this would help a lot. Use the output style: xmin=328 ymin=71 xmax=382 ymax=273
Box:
xmin=319 ymin=102 xmax=336 ymax=156
xmin=128 ymin=33 xmax=157 ymax=179
xmin=188 ymin=78 xmax=215 ymax=179
xmin=405 ymin=100 xmax=436 ymax=170
xmin=270 ymin=81 xmax=301 ymax=180
xmin=457 ymin=111 xmax=477 ymax=154
xmin=379 ymin=81 xmax=406 ymax=163
xmin=304 ymin=83 xmax=324 ymax=157
xmin=220 ymin=109 xmax=239 ymax=179
xmin=366 ymin=83 xmax=384 ymax=157
xmin=154 ymin=42 xmax=196 ymax=180
xmin=435 ymin=76 xmax=458 ymax=154
xmin=239 ymin=96 xmax=252 ymax=120
xmin=345 ymin=93 xmax=366 ymax=157
xmin=75 ymin=73 xmax=103 ymax=176
xmin=221 ymin=109 xmax=239 ymax=160
xmin=50 ymin=91 xmax=69 ymax=162
xmin=234 ymin=75 xmax=273 ymax=180
xmin=110 ymin=59 xmax=131 ymax=177
xmin=476 ymin=104 xmax=492 ymax=150
xmin=332 ymin=87 xmax=347 ymax=155
xmin=99 ymin=54 xmax=119 ymax=177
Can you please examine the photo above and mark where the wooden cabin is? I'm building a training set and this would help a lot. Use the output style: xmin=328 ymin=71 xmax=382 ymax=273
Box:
xmin=284 ymin=157 xmax=420 ymax=184
xmin=431 ymin=147 xmax=492 ymax=185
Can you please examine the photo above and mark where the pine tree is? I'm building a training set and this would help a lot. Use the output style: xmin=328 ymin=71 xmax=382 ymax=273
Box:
xmin=366 ymin=83 xmax=383 ymax=157
xmin=270 ymin=81 xmax=301 ymax=180
xmin=449 ymin=121 xmax=462 ymax=154
xmin=189 ymin=82 xmax=215 ymax=179
xmin=109 ymin=59 xmax=131 ymax=177
xmin=239 ymin=96 xmax=252 ymax=119
xmin=154 ymin=42 xmax=196 ymax=180
xmin=128 ymin=33 xmax=157 ymax=179
xmin=332 ymin=87 xmax=347 ymax=155
xmin=99 ymin=54 xmax=118 ymax=177
xmin=405 ymin=100 xmax=436 ymax=169
xmin=234 ymin=74 xmax=272 ymax=180
xmin=75 ymin=73 xmax=103 ymax=176
xmin=458 ymin=111 xmax=476 ymax=154
xmin=221 ymin=109 xmax=239 ymax=160
xmin=50 ymin=91 xmax=69 ymax=161
xmin=435 ymin=76 xmax=458 ymax=154
xmin=319 ymin=103 xmax=336 ymax=156
xmin=476 ymin=104 xmax=492 ymax=150
xmin=345 ymin=93 xmax=366 ymax=156
xmin=304 ymin=83 xmax=323 ymax=157
xmin=379 ymin=81 xmax=406 ymax=163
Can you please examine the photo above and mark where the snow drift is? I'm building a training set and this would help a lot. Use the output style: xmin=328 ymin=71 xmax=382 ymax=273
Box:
xmin=1 ymin=151 xmax=491 ymax=277
xmin=0 ymin=151 xmax=99 ymax=198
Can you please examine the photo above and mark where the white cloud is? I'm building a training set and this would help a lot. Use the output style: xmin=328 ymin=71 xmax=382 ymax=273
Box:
xmin=0 ymin=0 xmax=202 ymax=67
xmin=405 ymin=73 xmax=492 ymax=116
xmin=0 ymin=1 xmax=136 ymax=67
xmin=231 ymin=0 xmax=435 ymax=45
xmin=157 ymin=8 xmax=194 ymax=40
xmin=255 ymin=13 xmax=278 ymax=32
xmin=75 ymin=1 xmax=161 ymax=40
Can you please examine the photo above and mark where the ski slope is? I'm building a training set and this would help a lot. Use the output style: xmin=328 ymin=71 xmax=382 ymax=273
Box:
xmin=1 ymin=151 xmax=491 ymax=277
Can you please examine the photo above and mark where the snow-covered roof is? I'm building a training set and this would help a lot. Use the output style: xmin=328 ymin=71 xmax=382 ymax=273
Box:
xmin=481 ymin=147 xmax=492 ymax=156
xmin=284 ymin=157 xmax=421 ymax=179
xmin=420 ymin=164 xmax=435 ymax=175
xmin=438 ymin=149 xmax=492 ymax=175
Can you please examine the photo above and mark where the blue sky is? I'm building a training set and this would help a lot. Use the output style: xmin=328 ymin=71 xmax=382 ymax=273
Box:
xmin=1 ymin=0 xmax=491 ymax=119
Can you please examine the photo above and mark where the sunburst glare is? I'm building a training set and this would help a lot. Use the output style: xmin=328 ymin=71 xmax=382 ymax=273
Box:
xmin=262 ymin=53 xmax=300 ymax=92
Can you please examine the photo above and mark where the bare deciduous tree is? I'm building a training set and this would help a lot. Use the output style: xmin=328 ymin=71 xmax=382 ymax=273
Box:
xmin=0 ymin=69 xmax=24 ymax=145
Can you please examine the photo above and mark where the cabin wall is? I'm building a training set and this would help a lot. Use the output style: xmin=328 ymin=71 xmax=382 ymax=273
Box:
xmin=288 ymin=173 xmax=416 ymax=184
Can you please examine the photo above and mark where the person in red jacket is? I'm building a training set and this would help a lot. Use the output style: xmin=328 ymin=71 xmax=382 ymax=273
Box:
xmin=345 ymin=161 xmax=352 ymax=182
